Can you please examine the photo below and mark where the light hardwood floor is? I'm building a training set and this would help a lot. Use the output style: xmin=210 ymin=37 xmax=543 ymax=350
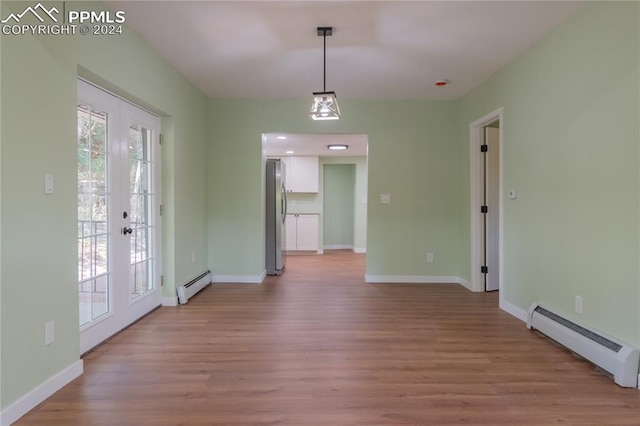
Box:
xmin=17 ymin=251 xmax=640 ymax=425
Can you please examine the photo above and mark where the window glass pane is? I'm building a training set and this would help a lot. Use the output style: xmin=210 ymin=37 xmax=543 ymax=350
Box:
xmin=77 ymin=104 xmax=90 ymax=151
xmin=78 ymin=194 xmax=91 ymax=222
xmin=130 ymin=260 xmax=151 ymax=299
xmin=79 ymin=280 xmax=91 ymax=327
xmin=129 ymin=124 xmax=142 ymax=159
xmin=130 ymin=160 xmax=150 ymax=194
xmin=92 ymin=194 xmax=108 ymax=223
xmin=129 ymin=194 xmax=149 ymax=227
xmin=79 ymin=237 xmax=94 ymax=282
xmin=92 ymin=275 xmax=108 ymax=320
xmin=90 ymin=118 xmax=106 ymax=153
xmin=90 ymin=154 xmax=107 ymax=190
xmin=131 ymin=227 xmax=150 ymax=262
xmin=95 ymin=234 xmax=108 ymax=276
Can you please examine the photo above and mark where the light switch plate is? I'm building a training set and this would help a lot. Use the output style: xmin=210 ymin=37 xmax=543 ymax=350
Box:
xmin=44 ymin=174 xmax=54 ymax=194
xmin=508 ymin=190 xmax=517 ymax=199
xmin=45 ymin=321 xmax=55 ymax=345
xmin=380 ymin=194 xmax=391 ymax=204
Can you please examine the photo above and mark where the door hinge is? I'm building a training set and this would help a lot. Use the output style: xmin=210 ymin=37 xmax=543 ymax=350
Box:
xmin=481 ymin=266 xmax=488 ymax=274
xmin=160 ymin=204 xmax=164 ymax=216
xmin=481 ymin=205 xmax=488 ymax=214
xmin=161 ymin=275 xmax=164 ymax=286
xmin=481 ymin=144 xmax=488 ymax=152
xmin=159 ymin=134 xmax=163 ymax=145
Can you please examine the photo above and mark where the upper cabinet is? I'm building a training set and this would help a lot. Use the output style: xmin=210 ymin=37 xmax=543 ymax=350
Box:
xmin=282 ymin=156 xmax=318 ymax=193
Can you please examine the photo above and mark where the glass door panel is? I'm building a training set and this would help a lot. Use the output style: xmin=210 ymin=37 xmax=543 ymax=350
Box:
xmin=128 ymin=124 xmax=154 ymax=299
xmin=77 ymin=103 xmax=110 ymax=326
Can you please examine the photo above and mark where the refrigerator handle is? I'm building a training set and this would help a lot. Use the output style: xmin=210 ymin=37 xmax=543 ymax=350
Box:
xmin=281 ymin=183 xmax=288 ymax=223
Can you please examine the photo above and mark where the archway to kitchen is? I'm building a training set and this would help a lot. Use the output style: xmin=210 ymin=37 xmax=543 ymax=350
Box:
xmin=263 ymin=133 xmax=368 ymax=278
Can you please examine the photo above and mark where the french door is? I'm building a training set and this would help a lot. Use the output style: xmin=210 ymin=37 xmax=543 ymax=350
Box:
xmin=77 ymin=80 xmax=162 ymax=353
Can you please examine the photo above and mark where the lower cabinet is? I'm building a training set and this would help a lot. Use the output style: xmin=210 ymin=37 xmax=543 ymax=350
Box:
xmin=285 ymin=214 xmax=318 ymax=251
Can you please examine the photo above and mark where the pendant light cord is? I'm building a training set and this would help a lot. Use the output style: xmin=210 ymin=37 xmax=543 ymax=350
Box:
xmin=323 ymin=31 xmax=327 ymax=92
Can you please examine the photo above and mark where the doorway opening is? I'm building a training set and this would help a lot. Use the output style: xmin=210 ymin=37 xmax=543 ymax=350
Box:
xmin=263 ymin=133 xmax=368 ymax=278
xmin=470 ymin=109 xmax=503 ymax=298
xmin=323 ymin=164 xmax=356 ymax=251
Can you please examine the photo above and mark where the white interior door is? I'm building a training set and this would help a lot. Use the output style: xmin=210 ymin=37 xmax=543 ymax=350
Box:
xmin=484 ymin=127 xmax=500 ymax=292
xmin=78 ymin=80 xmax=161 ymax=353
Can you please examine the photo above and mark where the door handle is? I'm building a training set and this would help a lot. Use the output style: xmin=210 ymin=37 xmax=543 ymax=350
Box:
xmin=122 ymin=227 xmax=133 ymax=235
xmin=282 ymin=183 xmax=288 ymax=222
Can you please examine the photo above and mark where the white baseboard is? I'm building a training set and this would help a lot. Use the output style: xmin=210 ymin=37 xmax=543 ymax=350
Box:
xmin=1 ymin=359 xmax=83 ymax=426
xmin=365 ymin=275 xmax=464 ymax=284
xmin=353 ymin=247 xmax=366 ymax=254
xmin=500 ymin=299 xmax=528 ymax=322
xmin=324 ymin=244 xmax=353 ymax=250
xmin=317 ymin=249 xmax=324 ymax=255
xmin=212 ymin=271 xmax=265 ymax=284
xmin=162 ymin=296 xmax=178 ymax=307
xmin=458 ymin=277 xmax=472 ymax=290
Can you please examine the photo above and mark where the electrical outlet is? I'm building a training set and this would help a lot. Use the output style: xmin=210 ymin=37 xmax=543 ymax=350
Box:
xmin=575 ymin=296 xmax=583 ymax=314
xmin=45 ymin=321 xmax=55 ymax=345
xmin=427 ymin=252 xmax=434 ymax=263
xmin=380 ymin=194 xmax=391 ymax=204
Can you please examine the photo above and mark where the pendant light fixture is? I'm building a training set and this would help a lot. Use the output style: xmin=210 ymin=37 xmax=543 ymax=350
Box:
xmin=309 ymin=27 xmax=341 ymax=121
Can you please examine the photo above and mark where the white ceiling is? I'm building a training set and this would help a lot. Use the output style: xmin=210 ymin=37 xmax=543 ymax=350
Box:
xmin=107 ymin=1 xmax=584 ymax=100
xmin=265 ymin=133 xmax=368 ymax=157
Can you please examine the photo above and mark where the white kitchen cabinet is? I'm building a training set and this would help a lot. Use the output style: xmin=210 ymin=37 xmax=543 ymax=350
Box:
xmin=295 ymin=215 xmax=319 ymax=250
xmin=283 ymin=156 xmax=318 ymax=193
xmin=285 ymin=215 xmax=297 ymax=251
xmin=285 ymin=214 xmax=318 ymax=251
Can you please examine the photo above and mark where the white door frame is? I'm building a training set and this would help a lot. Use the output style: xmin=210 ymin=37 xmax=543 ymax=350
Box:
xmin=469 ymin=108 xmax=503 ymax=295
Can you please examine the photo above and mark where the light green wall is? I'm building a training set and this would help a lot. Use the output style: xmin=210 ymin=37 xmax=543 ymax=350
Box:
xmin=1 ymin=24 xmax=79 ymax=412
xmin=1 ymin=1 xmax=209 ymax=410
xmin=208 ymin=100 xmax=462 ymax=278
xmin=323 ymin=164 xmax=355 ymax=247
xmin=458 ymin=2 xmax=640 ymax=345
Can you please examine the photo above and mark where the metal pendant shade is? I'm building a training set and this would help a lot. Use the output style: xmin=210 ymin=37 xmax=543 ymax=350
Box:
xmin=310 ymin=27 xmax=341 ymax=120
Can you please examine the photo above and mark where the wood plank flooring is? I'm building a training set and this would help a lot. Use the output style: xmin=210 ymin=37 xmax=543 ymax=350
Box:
xmin=17 ymin=251 xmax=640 ymax=425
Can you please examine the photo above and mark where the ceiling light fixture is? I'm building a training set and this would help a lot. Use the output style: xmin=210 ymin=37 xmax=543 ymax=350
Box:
xmin=327 ymin=144 xmax=348 ymax=151
xmin=277 ymin=136 xmax=287 ymax=140
xmin=310 ymin=27 xmax=341 ymax=121
xmin=286 ymin=150 xmax=295 ymax=154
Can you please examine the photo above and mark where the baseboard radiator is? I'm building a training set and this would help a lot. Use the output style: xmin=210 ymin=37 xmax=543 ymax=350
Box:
xmin=177 ymin=270 xmax=212 ymax=304
xmin=527 ymin=303 xmax=639 ymax=387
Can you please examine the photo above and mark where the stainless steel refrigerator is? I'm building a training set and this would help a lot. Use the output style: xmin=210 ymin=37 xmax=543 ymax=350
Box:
xmin=266 ymin=159 xmax=287 ymax=275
